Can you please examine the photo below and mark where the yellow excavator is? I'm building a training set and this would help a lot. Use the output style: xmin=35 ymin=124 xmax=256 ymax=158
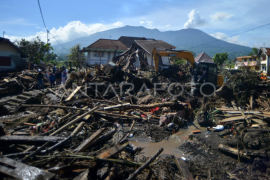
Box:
xmin=152 ymin=48 xmax=224 ymax=96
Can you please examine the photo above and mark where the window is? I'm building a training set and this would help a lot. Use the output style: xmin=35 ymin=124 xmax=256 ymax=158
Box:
xmin=94 ymin=52 xmax=104 ymax=57
xmin=262 ymin=65 xmax=266 ymax=71
xmin=262 ymin=55 xmax=266 ymax=60
xmin=253 ymin=58 xmax=256 ymax=61
xmin=249 ymin=58 xmax=252 ymax=61
xmin=244 ymin=59 xmax=247 ymax=62
xmin=0 ymin=56 xmax=11 ymax=66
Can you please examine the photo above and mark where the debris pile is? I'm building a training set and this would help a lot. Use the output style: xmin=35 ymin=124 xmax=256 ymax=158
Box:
xmin=1 ymin=61 xmax=270 ymax=179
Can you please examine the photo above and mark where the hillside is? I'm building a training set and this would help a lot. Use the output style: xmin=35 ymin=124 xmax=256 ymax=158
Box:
xmin=53 ymin=25 xmax=251 ymax=59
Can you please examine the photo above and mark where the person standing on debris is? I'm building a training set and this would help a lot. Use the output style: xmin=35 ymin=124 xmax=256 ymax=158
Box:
xmin=53 ymin=66 xmax=56 ymax=74
xmin=55 ymin=69 xmax=62 ymax=85
xmin=62 ymin=69 xmax=67 ymax=85
xmin=49 ymin=73 xmax=55 ymax=88
xmin=36 ymin=69 xmax=44 ymax=89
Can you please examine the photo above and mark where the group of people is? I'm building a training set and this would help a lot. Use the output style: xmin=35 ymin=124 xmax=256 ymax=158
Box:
xmin=36 ymin=66 xmax=68 ymax=89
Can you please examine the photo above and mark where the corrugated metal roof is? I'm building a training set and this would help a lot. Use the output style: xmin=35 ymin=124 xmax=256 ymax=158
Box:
xmin=195 ymin=52 xmax=213 ymax=63
xmin=261 ymin=47 xmax=270 ymax=55
xmin=86 ymin=39 xmax=128 ymax=50
xmin=134 ymin=40 xmax=175 ymax=54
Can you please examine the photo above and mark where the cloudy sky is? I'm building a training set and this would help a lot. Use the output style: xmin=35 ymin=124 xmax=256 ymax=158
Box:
xmin=1 ymin=0 xmax=270 ymax=48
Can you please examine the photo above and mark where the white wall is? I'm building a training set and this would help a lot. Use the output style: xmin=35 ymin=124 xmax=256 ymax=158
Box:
xmin=87 ymin=51 xmax=112 ymax=65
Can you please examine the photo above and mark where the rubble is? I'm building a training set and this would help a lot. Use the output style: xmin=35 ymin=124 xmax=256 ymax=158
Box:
xmin=1 ymin=53 xmax=270 ymax=179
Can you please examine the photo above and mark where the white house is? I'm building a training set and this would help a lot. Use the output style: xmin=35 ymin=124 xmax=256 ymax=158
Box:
xmin=82 ymin=39 xmax=128 ymax=65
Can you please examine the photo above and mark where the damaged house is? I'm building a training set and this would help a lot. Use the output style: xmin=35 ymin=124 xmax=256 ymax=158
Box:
xmin=81 ymin=36 xmax=175 ymax=69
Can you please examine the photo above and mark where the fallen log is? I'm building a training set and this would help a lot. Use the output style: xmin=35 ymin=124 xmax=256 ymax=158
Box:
xmin=175 ymin=157 xmax=194 ymax=180
xmin=127 ymin=148 xmax=163 ymax=180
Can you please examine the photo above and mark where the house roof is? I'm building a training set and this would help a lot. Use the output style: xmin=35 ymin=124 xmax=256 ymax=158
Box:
xmin=0 ymin=37 xmax=21 ymax=53
xmin=195 ymin=52 xmax=214 ymax=63
xmin=261 ymin=47 xmax=270 ymax=55
xmin=118 ymin=36 xmax=146 ymax=48
xmin=86 ymin=39 xmax=128 ymax=50
xmin=134 ymin=40 xmax=176 ymax=54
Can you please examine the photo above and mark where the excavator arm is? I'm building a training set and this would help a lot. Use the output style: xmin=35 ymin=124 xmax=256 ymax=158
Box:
xmin=152 ymin=48 xmax=195 ymax=71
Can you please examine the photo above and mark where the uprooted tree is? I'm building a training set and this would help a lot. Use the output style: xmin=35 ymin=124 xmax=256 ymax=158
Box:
xmin=14 ymin=36 xmax=53 ymax=67
xmin=213 ymin=52 xmax=228 ymax=68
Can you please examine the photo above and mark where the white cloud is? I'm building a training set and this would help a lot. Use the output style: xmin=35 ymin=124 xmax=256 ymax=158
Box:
xmin=210 ymin=12 xmax=233 ymax=21
xmin=146 ymin=20 xmax=153 ymax=26
xmin=165 ymin=24 xmax=171 ymax=27
xmin=211 ymin=32 xmax=240 ymax=44
xmin=6 ymin=21 xmax=124 ymax=45
xmin=140 ymin=21 xmax=145 ymax=24
xmin=0 ymin=18 xmax=36 ymax=26
xmin=184 ymin=9 xmax=207 ymax=29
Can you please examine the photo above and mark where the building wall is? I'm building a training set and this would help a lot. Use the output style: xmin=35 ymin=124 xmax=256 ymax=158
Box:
xmin=146 ymin=54 xmax=170 ymax=68
xmin=0 ymin=41 xmax=20 ymax=70
xmin=87 ymin=51 xmax=112 ymax=65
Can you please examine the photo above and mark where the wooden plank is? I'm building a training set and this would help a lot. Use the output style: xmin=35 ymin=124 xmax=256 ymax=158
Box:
xmin=97 ymin=142 xmax=129 ymax=159
xmin=251 ymin=119 xmax=267 ymax=126
xmin=220 ymin=115 xmax=253 ymax=123
xmin=66 ymin=86 xmax=82 ymax=101
xmin=103 ymin=103 xmax=130 ymax=110
xmin=175 ymin=158 xmax=194 ymax=180
xmin=226 ymin=111 xmax=262 ymax=114
xmin=0 ymin=156 xmax=55 ymax=180
xmin=0 ymin=135 xmax=65 ymax=144
xmin=74 ymin=128 xmax=106 ymax=152
xmin=256 ymin=113 xmax=270 ymax=118
xmin=250 ymin=95 xmax=254 ymax=109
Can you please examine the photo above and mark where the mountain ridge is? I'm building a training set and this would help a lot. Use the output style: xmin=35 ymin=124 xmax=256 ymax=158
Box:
xmin=53 ymin=25 xmax=251 ymax=59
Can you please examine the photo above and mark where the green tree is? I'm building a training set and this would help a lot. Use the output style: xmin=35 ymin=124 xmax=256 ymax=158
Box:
xmin=248 ymin=47 xmax=259 ymax=56
xmin=213 ymin=52 xmax=228 ymax=68
xmin=67 ymin=44 xmax=85 ymax=68
xmin=14 ymin=36 xmax=52 ymax=64
xmin=170 ymin=50 xmax=196 ymax=65
xmin=44 ymin=52 xmax=57 ymax=63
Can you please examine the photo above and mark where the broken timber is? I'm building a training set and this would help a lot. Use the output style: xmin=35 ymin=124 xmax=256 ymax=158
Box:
xmin=97 ymin=142 xmax=129 ymax=159
xmin=0 ymin=135 xmax=65 ymax=144
xmin=127 ymin=148 xmax=163 ymax=180
xmin=175 ymin=157 xmax=194 ymax=180
xmin=0 ymin=156 xmax=55 ymax=180
xmin=74 ymin=128 xmax=106 ymax=152
xmin=65 ymin=86 xmax=82 ymax=101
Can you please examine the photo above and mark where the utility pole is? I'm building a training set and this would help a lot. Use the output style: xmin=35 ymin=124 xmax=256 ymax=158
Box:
xmin=47 ymin=30 xmax=49 ymax=44
xmin=3 ymin=31 xmax=5 ymax=38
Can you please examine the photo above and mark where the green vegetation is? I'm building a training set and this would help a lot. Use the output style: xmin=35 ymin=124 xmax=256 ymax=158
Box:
xmin=248 ymin=47 xmax=259 ymax=56
xmin=67 ymin=44 xmax=85 ymax=68
xmin=14 ymin=36 xmax=53 ymax=64
xmin=213 ymin=52 xmax=228 ymax=68
xmin=170 ymin=51 xmax=196 ymax=65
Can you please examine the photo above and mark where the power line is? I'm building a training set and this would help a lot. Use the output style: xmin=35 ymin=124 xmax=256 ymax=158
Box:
xmin=37 ymin=0 xmax=69 ymax=52
xmin=188 ymin=22 xmax=270 ymax=49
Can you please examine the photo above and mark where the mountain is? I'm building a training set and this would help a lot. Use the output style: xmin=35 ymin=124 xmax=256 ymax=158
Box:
xmin=53 ymin=25 xmax=251 ymax=59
